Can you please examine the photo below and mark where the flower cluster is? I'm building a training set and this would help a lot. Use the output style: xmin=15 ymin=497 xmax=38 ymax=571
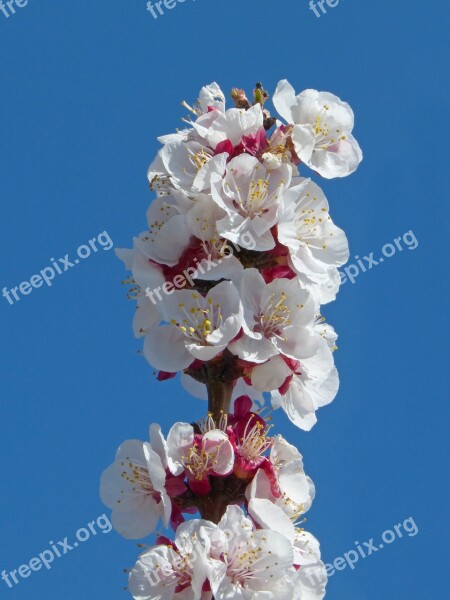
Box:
xmin=107 ymin=80 xmax=361 ymax=599
xmin=101 ymin=397 xmax=325 ymax=599
xmin=117 ymin=80 xmax=361 ymax=431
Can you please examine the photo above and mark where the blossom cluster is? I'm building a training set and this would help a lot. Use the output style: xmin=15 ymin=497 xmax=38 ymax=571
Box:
xmin=117 ymin=80 xmax=361 ymax=431
xmin=107 ymin=80 xmax=362 ymax=599
xmin=101 ymin=397 xmax=326 ymax=599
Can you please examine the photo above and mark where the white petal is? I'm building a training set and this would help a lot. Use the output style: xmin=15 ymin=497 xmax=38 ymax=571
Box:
xmin=291 ymin=124 xmax=315 ymax=162
xmin=144 ymin=325 xmax=192 ymax=372
xmin=111 ymin=497 xmax=159 ymax=539
xmin=273 ymin=79 xmax=297 ymax=123
xmin=251 ymin=356 xmax=292 ymax=392
xmin=248 ymin=498 xmax=295 ymax=543
xmin=167 ymin=422 xmax=194 ymax=475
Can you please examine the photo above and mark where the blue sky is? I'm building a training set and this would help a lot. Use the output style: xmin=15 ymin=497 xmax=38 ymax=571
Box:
xmin=0 ymin=0 xmax=447 ymax=598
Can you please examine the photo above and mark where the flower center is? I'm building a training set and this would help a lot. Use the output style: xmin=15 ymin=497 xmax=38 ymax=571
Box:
xmin=294 ymin=196 xmax=330 ymax=250
xmin=118 ymin=457 xmax=157 ymax=503
xmin=224 ymin=536 xmax=269 ymax=584
xmin=187 ymin=146 xmax=212 ymax=172
xmin=254 ymin=291 xmax=291 ymax=339
xmin=227 ymin=167 xmax=284 ymax=219
xmin=239 ymin=420 xmax=272 ymax=462
xmin=181 ymin=442 xmax=224 ymax=480
xmin=171 ymin=294 xmax=223 ymax=344
xmin=144 ymin=203 xmax=179 ymax=244
xmin=314 ymin=105 xmax=348 ymax=150
xmin=200 ymin=412 xmax=228 ymax=433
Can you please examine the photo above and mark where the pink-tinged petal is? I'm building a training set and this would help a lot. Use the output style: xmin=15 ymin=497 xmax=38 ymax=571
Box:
xmin=278 ymin=374 xmax=294 ymax=396
xmin=202 ymin=430 xmax=235 ymax=476
xmin=189 ymin=476 xmax=212 ymax=496
xmin=251 ymin=356 xmax=292 ymax=391
xmin=246 ymin=467 xmax=275 ymax=502
xmin=165 ymin=474 xmax=187 ymax=498
xmin=233 ymin=395 xmax=253 ymax=418
xmin=337 ymin=133 xmax=363 ymax=174
xmin=157 ymin=370 xmax=177 ymax=381
xmin=215 ymin=139 xmax=234 ymax=155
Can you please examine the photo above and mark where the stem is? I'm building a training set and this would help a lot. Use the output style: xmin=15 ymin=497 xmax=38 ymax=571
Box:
xmin=206 ymin=378 xmax=233 ymax=421
xmin=199 ymin=377 xmax=237 ymax=599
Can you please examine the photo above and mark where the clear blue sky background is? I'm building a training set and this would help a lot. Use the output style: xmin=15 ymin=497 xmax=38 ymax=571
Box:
xmin=0 ymin=1 xmax=448 ymax=598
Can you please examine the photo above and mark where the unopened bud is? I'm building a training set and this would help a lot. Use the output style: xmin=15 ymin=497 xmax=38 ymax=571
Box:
xmin=253 ymin=82 xmax=269 ymax=106
xmin=231 ymin=88 xmax=251 ymax=109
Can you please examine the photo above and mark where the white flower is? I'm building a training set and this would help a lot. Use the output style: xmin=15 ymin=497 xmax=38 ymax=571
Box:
xmin=246 ymin=435 xmax=314 ymax=523
xmin=159 ymin=140 xmax=228 ymax=197
xmin=277 ymin=177 xmax=349 ymax=303
xmin=246 ymin=498 xmax=327 ymax=599
xmin=144 ymin=281 xmax=243 ymax=372
xmin=210 ymin=505 xmax=296 ymax=600
xmin=293 ymin=564 xmax=327 ymax=600
xmin=228 ymin=269 xmax=321 ymax=363
xmin=166 ymin=422 xmax=234 ymax=494
xmin=182 ymin=82 xmax=226 ymax=118
xmin=128 ymin=519 xmax=218 ymax=600
xmin=115 ymin=246 xmax=165 ymax=337
xmin=185 ymin=194 xmax=244 ymax=280
xmin=314 ymin=316 xmax=338 ymax=351
xmin=261 ymin=125 xmax=301 ymax=173
xmin=261 ymin=151 xmax=283 ymax=170
xmin=270 ymin=435 xmax=315 ymax=511
xmin=192 ymin=104 xmax=264 ymax=149
xmin=100 ymin=438 xmax=170 ymax=539
xmin=245 ymin=500 xmax=327 ymax=599
xmin=293 ymin=530 xmax=327 ymax=600
xmin=197 ymin=82 xmax=226 ymax=114
xmin=251 ymin=348 xmax=339 ymax=431
xmin=294 ymin=529 xmax=323 ymax=567
xmin=273 ymin=79 xmax=362 ymax=179
xmin=211 ymin=154 xmax=292 ymax=251
xmin=134 ymin=192 xmax=192 ymax=267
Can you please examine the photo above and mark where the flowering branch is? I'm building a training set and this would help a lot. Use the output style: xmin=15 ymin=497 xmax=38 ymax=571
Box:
xmin=101 ymin=80 xmax=362 ymax=599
